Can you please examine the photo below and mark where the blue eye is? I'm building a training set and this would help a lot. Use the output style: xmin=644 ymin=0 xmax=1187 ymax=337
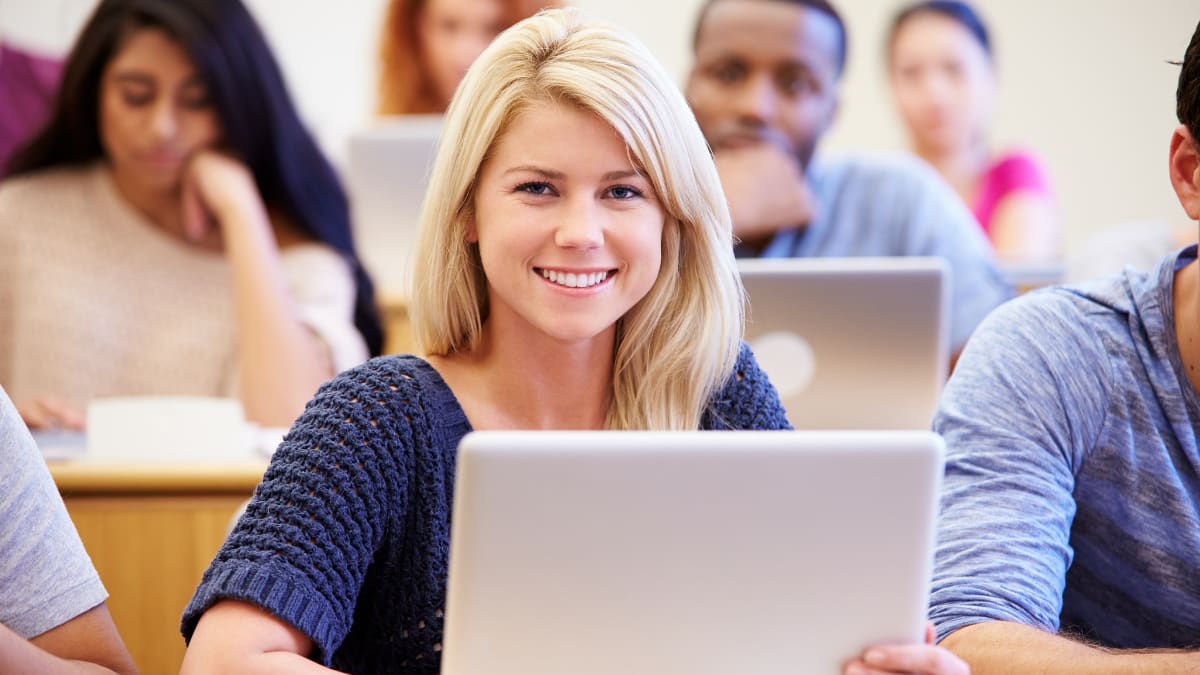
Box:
xmin=515 ymin=181 xmax=554 ymax=196
xmin=608 ymin=185 xmax=642 ymax=200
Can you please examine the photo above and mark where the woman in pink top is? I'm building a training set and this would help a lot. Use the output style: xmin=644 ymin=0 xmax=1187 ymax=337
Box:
xmin=887 ymin=1 xmax=1059 ymax=263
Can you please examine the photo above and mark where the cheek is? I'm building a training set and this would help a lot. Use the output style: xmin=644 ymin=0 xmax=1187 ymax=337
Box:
xmin=183 ymin=111 xmax=222 ymax=149
xmin=97 ymin=95 xmax=135 ymax=156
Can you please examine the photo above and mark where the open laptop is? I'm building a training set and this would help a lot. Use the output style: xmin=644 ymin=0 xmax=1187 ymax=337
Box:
xmin=738 ymin=257 xmax=950 ymax=430
xmin=442 ymin=430 xmax=945 ymax=675
xmin=345 ymin=115 xmax=443 ymax=297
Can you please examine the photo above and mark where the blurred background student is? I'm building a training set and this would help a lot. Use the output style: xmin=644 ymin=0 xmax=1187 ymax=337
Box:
xmin=376 ymin=0 xmax=560 ymax=115
xmin=887 ymin=0 xmax=1059 ymax=263
xmin=0 ymin=0 xmax=383 ymax=431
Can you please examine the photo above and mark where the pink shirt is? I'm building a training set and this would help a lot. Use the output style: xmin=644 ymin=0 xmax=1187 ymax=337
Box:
xmin=972 ymin=150 xmax=1053 ymax=237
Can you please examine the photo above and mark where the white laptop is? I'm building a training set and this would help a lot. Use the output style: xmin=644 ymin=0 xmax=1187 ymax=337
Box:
xmin=346 ymin=115 xmax=443 ymax=297
xmin=738 ymin=257 xmax=950 ymax=430
xmin=442 ymin=429 xmax=945 ymax=675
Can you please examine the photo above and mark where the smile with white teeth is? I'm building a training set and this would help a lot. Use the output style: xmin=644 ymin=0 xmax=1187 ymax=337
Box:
xmin=540 ymin=268 xmax=611 ymax=289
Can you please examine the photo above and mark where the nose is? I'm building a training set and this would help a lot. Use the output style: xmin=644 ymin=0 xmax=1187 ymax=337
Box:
xmin=731 ymin=72 xmax=776 ymax=126
xmin=554 ymin=196 xmax=605 ymax=250
xmin=149 ymin=99 xmax=179 ymax=142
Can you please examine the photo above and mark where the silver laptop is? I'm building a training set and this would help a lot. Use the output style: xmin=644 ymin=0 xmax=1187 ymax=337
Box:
xmin=345 ymin=115 xmax=443 ymax=297
xmin=739 ymin=257 xmax=950 ymax=430
xmin=442 ymin=430 xmax=945 ymax=675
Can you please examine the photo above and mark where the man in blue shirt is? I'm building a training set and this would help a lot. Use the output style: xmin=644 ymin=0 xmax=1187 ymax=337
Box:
xmin=685 ymin=0 xmax=1011 ymax=353
xmin=928 ymin=19 xmax=1200 ymax=672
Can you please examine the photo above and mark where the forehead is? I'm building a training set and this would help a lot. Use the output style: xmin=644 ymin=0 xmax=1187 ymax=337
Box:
xmin=695 ymin=0 xmax=841 ymax=77
xmin=892 ymin=12 xmax=987 ymax=60
xmin=106 ymin=27 xmax=196 ymax=78
xmin=487 ymin=99 xmax=634 ymax=165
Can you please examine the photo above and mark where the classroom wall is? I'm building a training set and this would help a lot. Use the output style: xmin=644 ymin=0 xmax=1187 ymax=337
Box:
xmin=1 ymin=0 xmax=1195 ymax=250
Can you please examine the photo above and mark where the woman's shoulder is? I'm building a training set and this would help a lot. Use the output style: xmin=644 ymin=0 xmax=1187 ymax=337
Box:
xmin=305 ymin=354 xmax=467 ymax=429
xmin=0 ymin=163 xmax=102 ymax=208
xmin=985 ymin=149 xmax=1052 ymax=188
xmin=703 ymin=342 xmax=792 ymax=431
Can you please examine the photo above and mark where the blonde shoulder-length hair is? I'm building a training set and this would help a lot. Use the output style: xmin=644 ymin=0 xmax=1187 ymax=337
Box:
xmin=410 ymin=8 xmax=745 ymax=431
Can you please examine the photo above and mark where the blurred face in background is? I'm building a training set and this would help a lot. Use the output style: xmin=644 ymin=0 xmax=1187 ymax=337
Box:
xmin=99 ymin=27 xmax=221 ymax=197
xmin=417 ymin=0 xmax=506 ymax=108
xmin=685 ymin=0 xmax=841 ymax=170
xmin=888 ymin=10 xmax=994 ymax=156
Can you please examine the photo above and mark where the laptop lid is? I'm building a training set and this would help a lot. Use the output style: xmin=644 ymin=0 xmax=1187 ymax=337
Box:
xmin=738 ymin=257 xmax=950 ymax=430
xmin=442 ymin=430 xmax=945 ymax=675
xmin=346 ymin=115 xmax=443 ymax=297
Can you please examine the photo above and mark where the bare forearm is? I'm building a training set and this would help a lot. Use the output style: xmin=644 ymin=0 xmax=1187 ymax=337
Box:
xmin=944 ymin=621 xmax=1200 ymax=675
xmin=181 ymin=651 xmax=343 ymax=675
xmin=221 ymin=205 xmax=332 ymax=427
xmin=0 ymin=623 xmax=134 ymax=675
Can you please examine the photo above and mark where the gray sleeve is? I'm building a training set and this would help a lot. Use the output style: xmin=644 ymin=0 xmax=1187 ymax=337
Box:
xmin=900 ymin=162 xmax=1013 ymax=351
xmin=928 ymin=291 xmax=1109 ymax=640
xmin=0 ymin=388 xmax=107 ymax=638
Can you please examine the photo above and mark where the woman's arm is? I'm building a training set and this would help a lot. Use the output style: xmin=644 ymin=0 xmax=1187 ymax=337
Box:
xmin=181 ymin=151 xmax=335 ymax=427
xmin=1 ymin=605 xmax=136 ymax=675
xmin=988 ymin=191 xmax=1060 ymax=264
xmin=181 ymin=600 xmax=337 ymax=675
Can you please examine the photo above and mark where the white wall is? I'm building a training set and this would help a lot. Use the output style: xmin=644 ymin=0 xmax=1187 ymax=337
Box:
xmin=2 ymin=0 xmax=1195 ymax=248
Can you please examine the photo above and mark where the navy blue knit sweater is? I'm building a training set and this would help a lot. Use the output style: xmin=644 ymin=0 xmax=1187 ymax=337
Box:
xmin=181 ymin=343 xmax=788 ymax=672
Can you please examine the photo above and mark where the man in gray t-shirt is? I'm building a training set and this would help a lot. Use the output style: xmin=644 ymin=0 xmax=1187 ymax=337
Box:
xmin=0 ymin=387 xmax=135 ymax=673
xmin=684 ymin=0 xmax=1011 ymax=354
xmin=929 ymin=18 xmax=1200 ymax=673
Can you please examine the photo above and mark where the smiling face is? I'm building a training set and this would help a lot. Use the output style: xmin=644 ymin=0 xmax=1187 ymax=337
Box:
xmin=888 ymin=11 xmax=994 ymax=155
xmin=469 ymin=99 xmax=665 ymax=347
xmin=686 ymin=0 xmax=841 ymax=168
xmin=99 ymin=27 xmax=222 ymax=197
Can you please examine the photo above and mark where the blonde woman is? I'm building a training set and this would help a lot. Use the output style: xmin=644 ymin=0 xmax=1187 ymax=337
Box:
xmin=179 ymin=10 xmax=961 ymax=674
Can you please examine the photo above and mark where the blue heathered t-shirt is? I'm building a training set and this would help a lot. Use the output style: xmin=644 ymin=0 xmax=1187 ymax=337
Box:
xmin=748 ymin=152 xmax=1013 ymax=352
xmin=930 ymin=245 xmax=1200 ymax=648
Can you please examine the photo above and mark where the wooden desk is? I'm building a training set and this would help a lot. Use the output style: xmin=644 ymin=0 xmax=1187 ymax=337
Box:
xmin=50 ymin=461 xmax=267 ymax=675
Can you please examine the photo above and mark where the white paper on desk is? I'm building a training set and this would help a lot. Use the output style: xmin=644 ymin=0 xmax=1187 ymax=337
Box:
xmin=85 ymin=396 xmax=257 ymax=463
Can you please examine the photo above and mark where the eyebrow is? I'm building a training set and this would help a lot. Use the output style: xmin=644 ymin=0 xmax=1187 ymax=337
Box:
xmin=112 ymin=72 xmax=207 ymax=89
xmin=502 ymin=165 xmax=646 ymax=181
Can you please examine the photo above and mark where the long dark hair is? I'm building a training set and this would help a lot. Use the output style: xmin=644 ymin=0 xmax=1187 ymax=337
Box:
xmin=8 ymin=0 xmax=384 ymax=356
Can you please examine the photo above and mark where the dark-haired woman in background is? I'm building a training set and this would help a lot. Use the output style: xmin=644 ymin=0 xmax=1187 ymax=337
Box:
xmin=0 ymin=0 xmax=383 ymax=430
xmin=887 ymin=0 xmax=1059 ymax=263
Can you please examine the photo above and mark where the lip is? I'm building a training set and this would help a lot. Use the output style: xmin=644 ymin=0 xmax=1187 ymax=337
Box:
xmin=716 ymin=134 xmax=767 ymax=151
xmin=136 ymin=151 xmax=187 ymax=169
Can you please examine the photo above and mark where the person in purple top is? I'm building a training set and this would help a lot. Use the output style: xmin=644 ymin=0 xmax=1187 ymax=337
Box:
xmin=0 ymin=41 xmax=63 ymax=177
xmin=887 ymin=0 xmax=1059 ymax=262
xmin=929 ymin=17 xmax=1200 ymax=673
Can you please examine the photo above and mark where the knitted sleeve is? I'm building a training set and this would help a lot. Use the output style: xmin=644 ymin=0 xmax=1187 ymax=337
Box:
xmin=703 ymin=342 xmax=792 ymax=430
xmin=181 ymin=358 xmax=425 ymax=663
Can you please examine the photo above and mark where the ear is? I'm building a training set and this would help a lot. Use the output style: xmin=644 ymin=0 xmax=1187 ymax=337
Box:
xmin=465 ymin=215 xmax=479 ymax=243
xmin=1169 ymin=124 xmax=1200 ymax=220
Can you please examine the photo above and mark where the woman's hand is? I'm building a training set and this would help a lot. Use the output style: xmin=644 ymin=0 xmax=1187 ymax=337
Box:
xmin=180 ymin=150 xmax=267 ymax=245
xmin=844 ymin=623 xmax=969 ymax=675
xmin=16 ymin=396 xmax=85 ymax=431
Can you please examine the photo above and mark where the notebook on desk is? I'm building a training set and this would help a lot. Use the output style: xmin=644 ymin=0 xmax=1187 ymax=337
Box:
xmin=346 ymin=115 xmax=443 ymax=297
xmin=738 ymin=257 xmax=950 ymax=430
xmin=441 ymin=430 xmax=945 ymax=675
